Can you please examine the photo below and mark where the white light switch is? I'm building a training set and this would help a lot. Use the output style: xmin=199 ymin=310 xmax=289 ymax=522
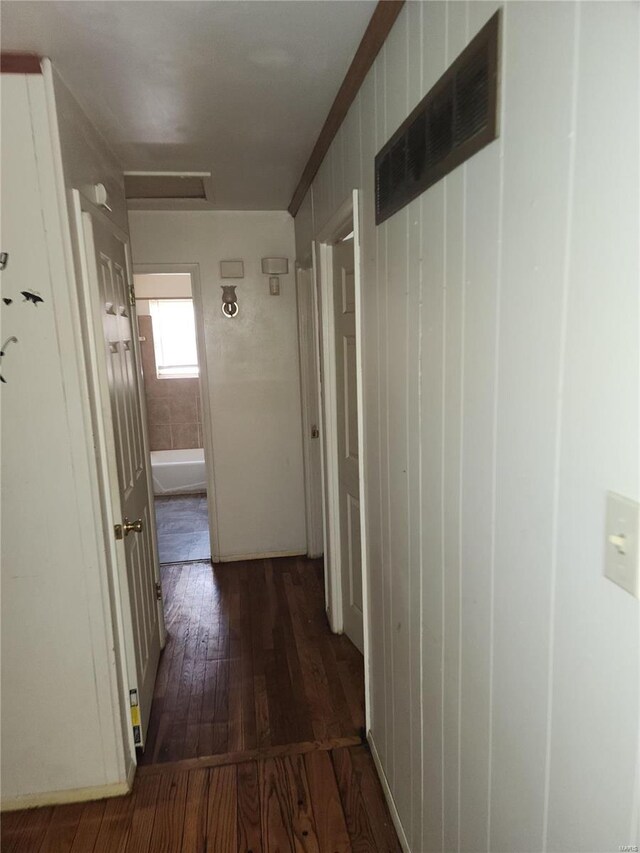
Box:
xmin=604 ymin=491 xmax=640 ymax=598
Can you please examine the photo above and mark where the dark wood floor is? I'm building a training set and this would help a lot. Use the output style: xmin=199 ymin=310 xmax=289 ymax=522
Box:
xmin=141 ymin=557 xmax=365 ymax=765
xmin=1 ymin=744 xmax=401 ymax=852
xmin=1 ymin=557 xmax=401 ymax=852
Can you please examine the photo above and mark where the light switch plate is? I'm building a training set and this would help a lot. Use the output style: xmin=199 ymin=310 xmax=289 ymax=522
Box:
xmin=604 ymin=491 xmax=640 ymax=598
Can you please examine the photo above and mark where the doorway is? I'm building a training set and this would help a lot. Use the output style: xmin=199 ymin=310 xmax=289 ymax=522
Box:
xmin=133 ymin=270 xmax=213 ymax=566
xmin=313 ymin=190 xmax=371 ymax=718
xmin=133 ymin=264 xmax=219 ymax=568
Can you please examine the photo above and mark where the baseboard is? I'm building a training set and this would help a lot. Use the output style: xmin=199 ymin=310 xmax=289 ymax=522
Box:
xmin=214 ymin=549 xmax=307 ymax=564
xmin=1 ymin=779 xmax=131 ymax=812
xmin=126 ymin=756 xmax=137 ymax=790
xmin=367 ymin=731 xmax=411 ymax=853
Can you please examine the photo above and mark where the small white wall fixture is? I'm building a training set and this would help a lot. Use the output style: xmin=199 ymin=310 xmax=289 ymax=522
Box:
xmin=262 ymin=257 xmax=289 ymax=297
xmin=220 ymin=260 xmax=244 ymax=279
xmin=314 ymin=189 xmax=371 ymax=728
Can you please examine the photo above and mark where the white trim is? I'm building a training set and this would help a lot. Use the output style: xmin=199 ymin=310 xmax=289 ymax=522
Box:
xmin=315 ymin=240 xmax=342 ymax=632
xmin=1 ymin=780 xmax=132 ymax=813
xmin=217 ymin=549 xmax=307 ymax=563
xmin=313 ymin=190 xmax=372 ymax=728
xmin=126 ymin=756 xmax=137 ymax=790
xmin=352 ymin=190 xmax=373 ymax=729
xmin=367 ymin=731 xmax=411 ymax=853
xmin=315 ymin=194 xmax=357 ymax=244
xmin=133 ymin=262 xmax=221 ymax=563
xmin=311 ymin=240 xmax=332 ymax=623
xmin=296 ymin=264 xmax=324 ymax=558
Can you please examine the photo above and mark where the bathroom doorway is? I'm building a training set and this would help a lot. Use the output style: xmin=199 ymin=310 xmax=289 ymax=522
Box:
xmin=133 ymin=265 xmax=217 ymax=564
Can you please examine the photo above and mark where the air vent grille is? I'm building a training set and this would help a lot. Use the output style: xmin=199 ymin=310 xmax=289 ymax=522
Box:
xmin=375 ymin=10 xmax=499 ymax=225
xmin=455 ymin=49 xmax=490 ymax=143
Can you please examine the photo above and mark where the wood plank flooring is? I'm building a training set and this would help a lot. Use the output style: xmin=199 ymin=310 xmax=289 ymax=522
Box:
xmin=1 ymin=557 xmax=401 ymax=851
xmin=1 ymin=745 xmax=401 ymax=852
xmin=141 ymin=557 xmax=365 ymax=765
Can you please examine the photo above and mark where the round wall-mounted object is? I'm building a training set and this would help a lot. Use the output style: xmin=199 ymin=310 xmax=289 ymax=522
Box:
xmin=93 ymin=182 xmax=112 ymax=211
xmin=222 ymin=301 xmax=238 ymax=318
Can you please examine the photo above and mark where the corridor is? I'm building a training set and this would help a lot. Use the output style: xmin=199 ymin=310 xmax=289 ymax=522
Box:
xmin=1 ymin=558 xmax=401 ymax=852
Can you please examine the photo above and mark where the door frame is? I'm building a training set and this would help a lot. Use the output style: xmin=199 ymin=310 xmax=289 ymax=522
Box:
xmin=296 ymin=263 xmax=324 ymax=558
xmin=133 ymin=262 xmax=221 ymax=563
xmin=71 ymin=189 xmax=165 ymax=763
xmin=314 ymin=189 xmax=372 ymax=726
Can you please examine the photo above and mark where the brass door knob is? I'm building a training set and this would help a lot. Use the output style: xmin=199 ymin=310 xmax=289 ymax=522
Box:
xmin=122 ymin=517 xmax=143 ymax=536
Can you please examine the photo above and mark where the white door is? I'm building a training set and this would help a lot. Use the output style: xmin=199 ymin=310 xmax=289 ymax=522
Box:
xmin=82 ymin=209 xmax=162 ymax=747
xmin=333 ymin=236 xmax=364 ymax=652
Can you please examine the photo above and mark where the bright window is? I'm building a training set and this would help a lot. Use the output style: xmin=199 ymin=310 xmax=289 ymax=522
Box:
xmin=149 ymin=299 xmax=199 ymax=378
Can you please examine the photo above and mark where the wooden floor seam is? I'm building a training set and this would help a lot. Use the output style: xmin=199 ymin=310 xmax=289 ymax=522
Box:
xmin=136 ymin=734 xmax=365 ymax=777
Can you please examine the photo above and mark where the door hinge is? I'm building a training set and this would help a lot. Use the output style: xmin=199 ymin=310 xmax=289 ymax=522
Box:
xmin=129 ymin=688 xmax=142 ymax=746
xmin=128 ymin=283 xmax=136 ymax=306
xmin=155 ymin=581 xmax=162 ymax=601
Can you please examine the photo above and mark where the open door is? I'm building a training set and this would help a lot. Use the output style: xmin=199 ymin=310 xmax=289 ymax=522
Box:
xmin=78 ymin=201 xmax=162 ymax=748
xmin=332 ymin=235 xmax=364 ymax=652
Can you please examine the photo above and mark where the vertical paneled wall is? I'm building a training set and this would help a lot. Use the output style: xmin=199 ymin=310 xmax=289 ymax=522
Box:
xmin=295 ymin=3 xmax=640 ymax=850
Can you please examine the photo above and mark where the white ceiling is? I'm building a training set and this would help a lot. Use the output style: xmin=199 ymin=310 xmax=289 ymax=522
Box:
xmin=1 ymin=0 xmax=376 ymax=209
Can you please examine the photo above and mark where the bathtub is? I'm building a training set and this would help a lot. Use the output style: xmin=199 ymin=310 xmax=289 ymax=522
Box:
xmin=150 ymin=448 xmax=207 ymax=496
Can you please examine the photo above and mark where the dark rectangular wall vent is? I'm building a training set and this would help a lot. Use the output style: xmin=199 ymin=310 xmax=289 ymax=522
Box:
xmin=375 ymin=10 xmax=500 ymax=225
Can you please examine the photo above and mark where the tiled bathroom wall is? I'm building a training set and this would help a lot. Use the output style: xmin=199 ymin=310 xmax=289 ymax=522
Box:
xmin=138 ymin=315 xmax=203 ymax=450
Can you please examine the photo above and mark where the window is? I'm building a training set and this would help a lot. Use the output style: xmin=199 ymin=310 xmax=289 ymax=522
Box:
xmin=149 ymin=298 xmax=199 ymax=378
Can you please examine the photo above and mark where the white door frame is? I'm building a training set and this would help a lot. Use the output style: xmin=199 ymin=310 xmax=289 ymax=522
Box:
xmin=71 ymin=189 xmax=165 ymax=765
xmin=296 ymin=263 xmax=324 ymax=558
xmin=314 ymin=189 xmax=372 ymax=726
xmin=133 ymin=262 xmax=221 ymax=563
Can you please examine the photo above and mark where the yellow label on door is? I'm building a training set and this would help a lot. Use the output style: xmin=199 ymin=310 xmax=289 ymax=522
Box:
xmin=130 ymin=705 xmax=141 ymax=727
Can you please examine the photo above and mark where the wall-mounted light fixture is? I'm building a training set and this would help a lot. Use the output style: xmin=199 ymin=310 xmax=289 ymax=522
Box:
xmin=261 ymin=257 xmax=288 ymax=296
xmin=221 ymin=285 xmax=238 ymax=318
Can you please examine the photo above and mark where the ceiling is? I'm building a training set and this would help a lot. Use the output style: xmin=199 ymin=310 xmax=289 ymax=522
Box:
xmin=1 ymin=0 xmax=376 ymax=210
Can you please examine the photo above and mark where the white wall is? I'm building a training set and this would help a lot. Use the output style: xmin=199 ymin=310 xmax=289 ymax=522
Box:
xmin=1 ymin=69 xmax=129 ymax=807
xmin=295 ymin=2 xmax=640 ymax=851
xmin=129 ymin=211 xmax=307 ymax=561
